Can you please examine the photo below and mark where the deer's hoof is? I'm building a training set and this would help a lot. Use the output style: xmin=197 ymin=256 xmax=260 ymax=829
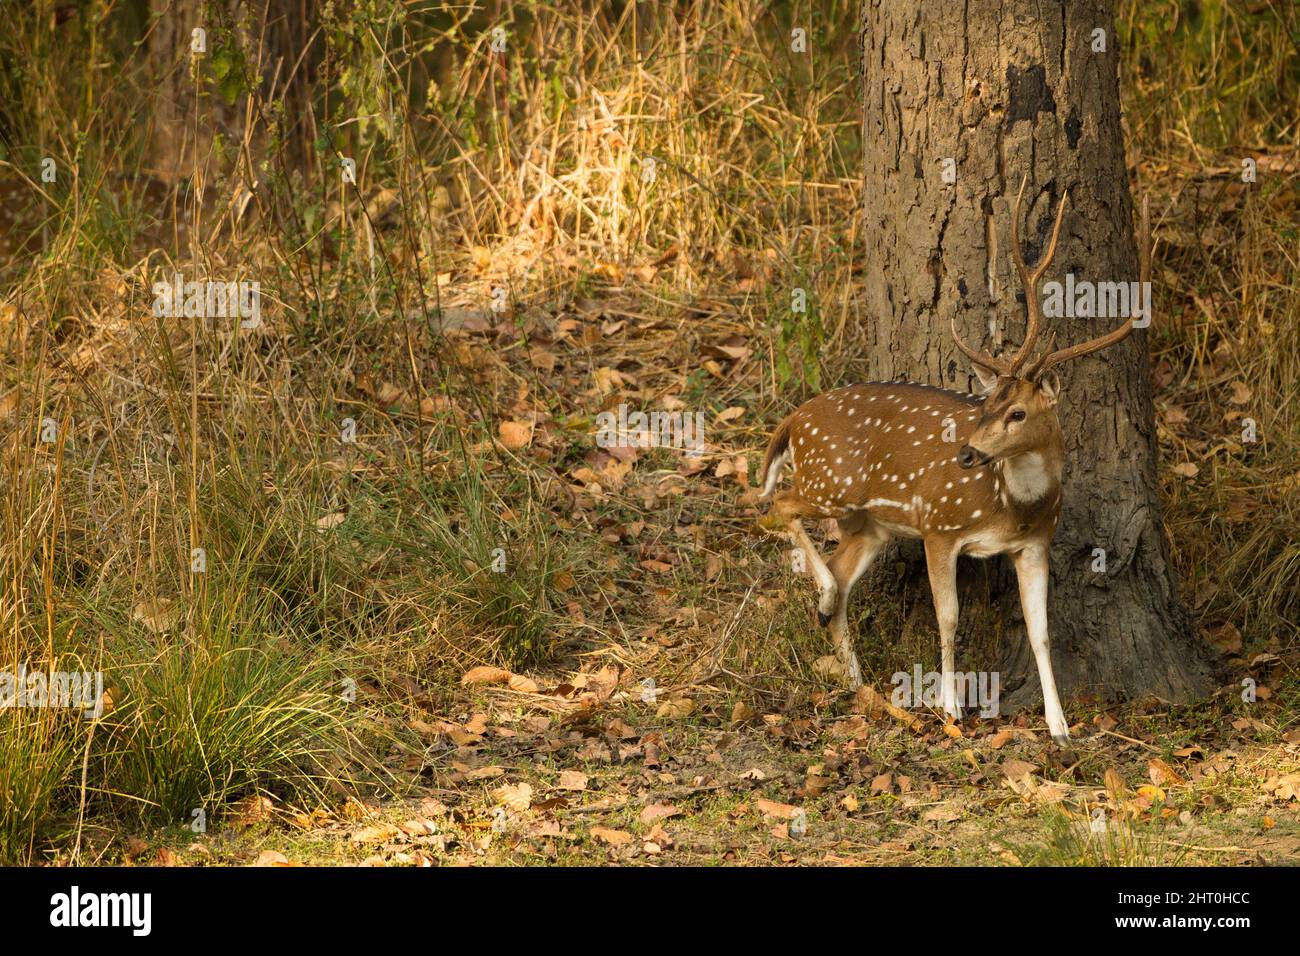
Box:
xmin=816 ymin=610 xmax=832 ymax=627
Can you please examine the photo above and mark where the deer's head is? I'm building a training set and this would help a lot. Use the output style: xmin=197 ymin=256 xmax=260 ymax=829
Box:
xmin=957 ymin=374 xmax=1060 ymax=469
xmin=952 ymin=181 xmax=1150 ymax=471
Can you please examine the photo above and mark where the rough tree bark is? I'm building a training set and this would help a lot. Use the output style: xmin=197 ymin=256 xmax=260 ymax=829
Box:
xmin=859 ymin=0 xmax=1210 ymax=706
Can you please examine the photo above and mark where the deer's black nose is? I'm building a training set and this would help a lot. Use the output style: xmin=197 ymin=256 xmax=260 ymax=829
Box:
xmin=957 ymin=445 xmax=983 ymax=469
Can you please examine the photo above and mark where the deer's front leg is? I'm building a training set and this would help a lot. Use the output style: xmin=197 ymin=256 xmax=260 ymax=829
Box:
xmin=923 ymin=541 xmax=962 ymax=720
xmin=1012 ymin=544 xmax=1070 ymax=744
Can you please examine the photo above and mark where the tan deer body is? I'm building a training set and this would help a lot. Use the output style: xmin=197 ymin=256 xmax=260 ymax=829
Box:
xmin=760 ymin=183 xmax=1150 ymax=745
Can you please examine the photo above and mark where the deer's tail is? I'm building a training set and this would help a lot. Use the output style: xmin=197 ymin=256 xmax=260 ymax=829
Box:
xmin=759 ymin=414 xmax=795 ymax=500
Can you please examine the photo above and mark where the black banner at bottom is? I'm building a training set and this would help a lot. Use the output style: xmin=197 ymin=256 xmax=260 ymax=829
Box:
xmin=0 ymin=864 xmax=1283 ymax=942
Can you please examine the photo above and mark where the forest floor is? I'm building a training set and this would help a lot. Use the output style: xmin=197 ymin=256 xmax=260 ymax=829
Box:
xmin=105 ymin=678 xmax=1300 ymax=867
xmin=68 ymin=280 xmax=1299 ymax=868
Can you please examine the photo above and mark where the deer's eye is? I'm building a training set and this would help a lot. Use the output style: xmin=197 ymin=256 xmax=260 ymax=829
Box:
xmin=1008 ymin=409 xmax=1026 ymax=423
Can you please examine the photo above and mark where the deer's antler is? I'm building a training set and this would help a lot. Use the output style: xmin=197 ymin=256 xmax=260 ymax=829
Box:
xmin=1024 ymin=194 xmax=1149 ymax=379
xmin=1008 ymin=178 xmax=1069 ymax=375
xmin=951 ymin=178 xmax=1069 ymax=378
xmin=949 ymin=315 xmax=1013 ymax=376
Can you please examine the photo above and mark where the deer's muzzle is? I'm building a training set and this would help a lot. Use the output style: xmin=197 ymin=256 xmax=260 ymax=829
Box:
xmin=957 ymin=445 xmax=992 ymax=469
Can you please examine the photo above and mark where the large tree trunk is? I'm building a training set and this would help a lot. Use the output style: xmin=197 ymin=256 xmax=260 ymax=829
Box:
xmin=859 ymin=0 xmax=1210 ymax=707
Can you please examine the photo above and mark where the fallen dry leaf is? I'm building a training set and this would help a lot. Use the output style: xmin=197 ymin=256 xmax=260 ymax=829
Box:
xmin=923 ymin=805 xmax=961 ymax=823
xmin=1148 ymin=758 xmax=1186 ymax=788
xmin=252 ymin=850 xmax=298 ymax=867
xmin=1204 ymin=621 xmax=1242 ymax=654
xmin=755 ymin=799 xmax=799 ymax=820
xmin=229 ymin=795 xmax=275 ymax=828
xmin=1263 ymin=774 xmax=1300 ymax=802
xmin=656 ymin=698 xmax=695 ymax=719
xmin=1104 ymin=768 xmax=1128 ymax=796
xmin=0 ymin=388 xmax=19 ymax=420
xmin=507 ymin=674 xmax=540 ymax=693
xmin=558 ymin=770 xmax=589 ymax=791
xmin=315 ymin=510 xmax=346 ymax=530
xmin=852 ymin=684 xmax=923 ymax=731
xmin=461 ymin=665 xmax=512 ymax=686
xmin=376 ymin=381 xmax=405 ymax=406
xmin=351 ymin=823 xmax=400 ymax=844
xmin=498 ymin=420 xmax=534 ymax=449
xmin=640 ymin=803 xmax=681 ymax=825
xmin=1001 ymin=760 xmax=1036 ymax=782
xmin=493 ymin=782 xmax=534 ymax=812
xmin=730 ymin=701 xmax=757 ymax=726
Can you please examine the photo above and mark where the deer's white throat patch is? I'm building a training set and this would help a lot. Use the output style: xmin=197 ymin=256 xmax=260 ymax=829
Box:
xmin=1000 ymin=451 xmax=1057 ymax=503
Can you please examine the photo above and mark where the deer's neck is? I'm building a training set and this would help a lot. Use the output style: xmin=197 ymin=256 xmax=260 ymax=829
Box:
xmin=998 ymin=437 xmax=1063 ymax=508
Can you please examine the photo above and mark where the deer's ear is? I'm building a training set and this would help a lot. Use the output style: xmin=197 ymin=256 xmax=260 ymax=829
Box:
xmin=1036 ymin=370 xmax=1061 ymax=406
xmin=972 ymin=363 xmax=999 ymax=394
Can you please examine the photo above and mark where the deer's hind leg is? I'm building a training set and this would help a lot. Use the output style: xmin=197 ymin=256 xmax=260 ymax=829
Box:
xmin=770 ymin=492 xmax=841 ymax=627
xmin=823 ymin=515 xmax=890 ymax=689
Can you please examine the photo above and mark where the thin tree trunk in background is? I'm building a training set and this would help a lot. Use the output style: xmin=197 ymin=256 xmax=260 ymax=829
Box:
xmin=146 ymin=0 xmax=313 ymax=186
xmin=147 ymin=0 xmax=231 ymax=184
xmin=858 ymin=0 xmax=1210 ymax=707
xmin=146 ymin=0 xmax=192 ymax=183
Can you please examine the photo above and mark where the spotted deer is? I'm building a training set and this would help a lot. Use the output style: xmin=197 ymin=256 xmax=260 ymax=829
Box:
xmin=759 ymin=183 xmax=1151 ymax=744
